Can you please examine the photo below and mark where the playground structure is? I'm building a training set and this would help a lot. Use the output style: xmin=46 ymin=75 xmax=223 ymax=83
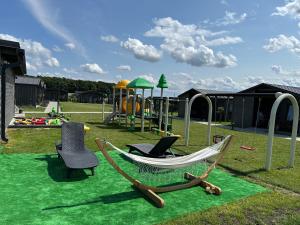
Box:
xmin=106 ymin=74 xmax=176 ymax=135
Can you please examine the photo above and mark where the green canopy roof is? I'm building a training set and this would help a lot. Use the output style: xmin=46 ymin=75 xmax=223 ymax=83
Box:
xmin=127 ymin=77 xmax=154 ymax=89
xmin=157 ymin=74 xmax=168 ymax=88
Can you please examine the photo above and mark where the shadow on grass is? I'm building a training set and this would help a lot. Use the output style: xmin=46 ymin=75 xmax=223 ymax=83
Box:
xmin=218 ymin=163 xmax=265 ymax=177
xmin=35 ymin=155 xmax=89 ymax=182
xmin=42 ymin=189 xmax=144 ymax=210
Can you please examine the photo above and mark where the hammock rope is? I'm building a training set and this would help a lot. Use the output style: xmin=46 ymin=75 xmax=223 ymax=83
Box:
xmin=103 ymin=135 xmax=230 ymax=169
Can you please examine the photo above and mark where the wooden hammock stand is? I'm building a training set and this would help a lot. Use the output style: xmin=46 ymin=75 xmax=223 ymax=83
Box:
xmin=95 ymin=135 xmax=233 ymax=208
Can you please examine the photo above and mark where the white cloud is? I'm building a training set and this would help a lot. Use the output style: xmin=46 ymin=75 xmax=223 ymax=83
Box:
xmin=101 ymin=35 xmax=119 ymax=43
xmin=272 ymin=0 xmax=300 ymax=19
xmin=263 ymin=34 xmax=300 ymax=54
xmin=116 ymin=65 xmax=131 ymax=71
xmin=63 ymin=67 xmax=78 ymax=74
xmin=22 ymin=0 xmax=86 ymax=56
xmin=45 ymin=57 xmax=60 ymax=67
xmin=115 ymin=75 xmax=122 ymax=80
xmin=139 ymin=74 xmax=157 ymax=84
xmin=220 ymin=0 xmax=228 ymax=5
xmin=121 ymin=38 xmax=162 ymax=62
xmin=195 ymin=76 xmax=240 ymax=91
xmin=271 ymin=64 xmax=300 ymax=76
xmin=65 ymin=42 xmax=76 ymax=50
xmin=26 ymin=62 xmax=37 ymax=71
xmin=52 ymin=45 xmax=63 ymax=52
xmin=272 ymin=0 xmax=300 ymax=27
xmin=245 ymin=76 xmax=265 ymax=86
xmin=0 ymin=33 xmax=60 ymax=70
xmin=205 ymin=36 xmax=243 ymax=46
xmin=271 ymin=65 xmax=282 ymax=74
xmin=80 ymin=63 xmax=105 ymax=74
xmin=144 ymin=17 xmax=239 ymax=67
xmin=216 ymin=11 xmax=247 ymax=26
xmin=166 ymin=73 xmax=241 ymax=92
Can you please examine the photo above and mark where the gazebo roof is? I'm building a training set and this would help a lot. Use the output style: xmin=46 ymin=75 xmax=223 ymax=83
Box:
xmin=127 ymin=77 xmax=154 ymax=89
xmin=157 ymin=74 xmax=168 ymax=88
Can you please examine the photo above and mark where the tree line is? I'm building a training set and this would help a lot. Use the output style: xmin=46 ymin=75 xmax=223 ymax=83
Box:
xmin=39 ymin=76 xmax=114 ymax=94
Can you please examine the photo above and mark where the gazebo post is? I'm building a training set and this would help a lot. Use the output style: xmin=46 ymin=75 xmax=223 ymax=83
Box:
xmin=112 ymin=87 xmax=116 ymax=121
xmin=133 ymin=88 xmax=137 ymax=129
xmin=125 ymin=88 xmax=129 ymax=127
xmin=157 ymin=74 xmax=168 ymax=132
xmin=149 ymin=88 xmax=154 ymax=130
xmin=119 ymin=88 xmax=123 ymax=125
xmin=164 ymin=97 xmax=169 ymax=136
xmin=141 ymin=88 xmax=145 ymax=132
xmin=158 ymin=88 xmax=164 ymax=131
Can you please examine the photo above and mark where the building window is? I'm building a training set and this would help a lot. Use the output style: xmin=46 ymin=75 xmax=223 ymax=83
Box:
xmin=287 ymin=105 xmax=293 ymax=121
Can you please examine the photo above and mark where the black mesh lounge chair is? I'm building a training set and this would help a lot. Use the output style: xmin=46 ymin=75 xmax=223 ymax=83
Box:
xmin=126 ymin=136 xmax=180 ymax=158
xmin=56 ymin=122 xmax=99 ymax=178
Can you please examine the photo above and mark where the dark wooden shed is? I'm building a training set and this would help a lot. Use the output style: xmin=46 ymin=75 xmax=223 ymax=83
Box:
xmin=177 ymin=88 xmax=233 ymax=121
xmin=75 ymin=90 xmax=108 ymax=103
xmin=15 ymin=75 xmax=46 ymax=106
xmin=233 ymin=83 xmax=300 ymax=133
xmin=0 ymin=39 xmax=26 ymax=141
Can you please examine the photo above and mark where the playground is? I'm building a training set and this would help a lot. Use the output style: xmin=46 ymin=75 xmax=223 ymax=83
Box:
xmin=1 ymin=75 xmax=299 ymax=224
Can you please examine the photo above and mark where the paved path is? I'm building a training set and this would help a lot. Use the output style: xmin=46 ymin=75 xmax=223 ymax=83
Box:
xmin=24 ymin=111 xmax=111 ymax=114
xmin=44 ymin=101 xmax=61 ymax=113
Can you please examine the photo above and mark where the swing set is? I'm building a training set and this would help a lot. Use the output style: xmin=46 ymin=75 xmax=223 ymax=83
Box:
xmin=238 ymin=97 xmax=262 ymax=151
xmin=184 ymin=92 xmax=299 ymax=171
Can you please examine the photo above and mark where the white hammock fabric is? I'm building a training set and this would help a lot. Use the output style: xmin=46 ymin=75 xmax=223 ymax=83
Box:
xmin=104 ymin=135 xmax=231 ymax=169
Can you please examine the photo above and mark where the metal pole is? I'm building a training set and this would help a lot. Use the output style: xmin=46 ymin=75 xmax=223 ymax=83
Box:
xmin=119 ymin=88 xmax=122 ymax=125
xmin=149 ymin=88 xmax=154 ymax=130
xmin=164 ymin=97 xmax=169 ymax=136
xmin=112 ymin=87 xmax=116 ymax=113
xmin=159 ymin=88 xmax=164 ymax=131
xmin=125 ymin=89 xmax=129 ymax=127
xmin=102 ymin=98 xmax=105 ymax=121
xmin=141 ymin=89 xmax=145 ymax=132
xmin=266 ymin=92 xmax=299 ymax=170
xmin=112 ymin=87 xmax=116 ymax=121
xmin=132 ymin=89 xmax=136 ymax=117
xmin=150 ymin=88 xmax=154 ymax=116
xmin=184 ymin=98 xmax=189 ymax=140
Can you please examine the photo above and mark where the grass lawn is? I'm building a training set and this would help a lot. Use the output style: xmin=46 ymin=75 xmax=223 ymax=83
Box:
xmin=3 ymin=109 xmax=300 ymax=224
xmin=21 ymin=105 xmax=46 ymax=112
xmin=60 ymin=101 xmax=113 ymax=112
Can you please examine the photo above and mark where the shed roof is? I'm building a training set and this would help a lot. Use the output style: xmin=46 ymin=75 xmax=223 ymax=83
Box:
xmin=0 ymin=39 xmax=26 ymax=75
xmin=178 ymin=88 xmax=231 ymax=98
xmin=15 ymin=75 xmax=44 ymax=87
xmin=239 ymin=83 xmax=300 ymax=96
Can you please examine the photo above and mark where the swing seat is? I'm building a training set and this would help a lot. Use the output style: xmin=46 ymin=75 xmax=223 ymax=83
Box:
xmin=213 ymin=135 xmax=225 ymax=144
xmin=240 ymin=145 xmax=256 ymax=151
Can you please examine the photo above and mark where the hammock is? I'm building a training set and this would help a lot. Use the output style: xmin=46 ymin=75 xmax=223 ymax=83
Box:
xmin=105 ymin=135 xmax=230 ymax=169
xmin=95 ymin=135 xmax=233 ymax=208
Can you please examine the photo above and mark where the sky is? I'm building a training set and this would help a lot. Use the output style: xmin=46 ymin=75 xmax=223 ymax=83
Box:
xmin=1 ymin=0 xmax=300 ymax=96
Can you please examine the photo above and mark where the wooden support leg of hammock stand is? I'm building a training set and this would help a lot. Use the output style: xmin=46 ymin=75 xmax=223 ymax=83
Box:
xmin=133 ymin=181 xmax=165 ymax=208
xmin=184 ymin=172 xmax=222 ymax=195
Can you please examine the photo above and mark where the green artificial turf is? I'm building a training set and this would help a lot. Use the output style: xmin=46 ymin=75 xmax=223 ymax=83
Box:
xmin=0 ymin=152 xmax=266 ymax=225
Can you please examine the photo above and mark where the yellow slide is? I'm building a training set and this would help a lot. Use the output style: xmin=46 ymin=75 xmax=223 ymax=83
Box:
xmin=122 ymin=96 xmax=140 ymax=113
